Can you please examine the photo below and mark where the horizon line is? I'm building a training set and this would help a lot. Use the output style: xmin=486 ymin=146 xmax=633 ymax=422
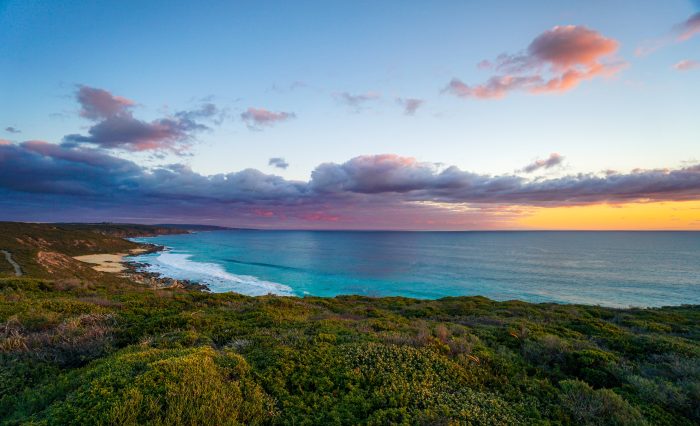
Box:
xmin=4 ymin=221 xmax=698 ymax=232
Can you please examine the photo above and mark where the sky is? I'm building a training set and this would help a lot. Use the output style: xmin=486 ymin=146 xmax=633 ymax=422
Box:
xmin=1 ymin=0 xmax=699 ymax=230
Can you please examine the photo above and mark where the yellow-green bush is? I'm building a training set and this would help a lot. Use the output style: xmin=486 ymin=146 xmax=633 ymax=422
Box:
xmin=34 ymin=346 xmax=277 ymax=425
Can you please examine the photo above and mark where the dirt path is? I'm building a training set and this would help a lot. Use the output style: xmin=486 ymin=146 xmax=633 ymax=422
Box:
xmin=1 ymin=250 xmax=23 ymax=276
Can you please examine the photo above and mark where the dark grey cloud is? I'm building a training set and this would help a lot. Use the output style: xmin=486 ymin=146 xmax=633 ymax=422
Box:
xmin=522 ymin=153 xmax=564 ymax=173
xmin=313 ymin=155 xmax=700 ymax=205
xmin=1 ymin=145 xmax=699 ymax=227
xmin=269 ymin=157 xmax=289 ymax=169
xmin=63 ymin=85 xmax=220 ymax=152
xmin=0 ymin=141 xmax=141 ymax=196
xmin=5 ymin=127 xmax=21 ymax=134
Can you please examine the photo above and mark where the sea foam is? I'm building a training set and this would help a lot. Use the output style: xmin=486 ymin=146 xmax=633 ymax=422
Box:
xmin=135 ymin=250 xmax=293 ymax=296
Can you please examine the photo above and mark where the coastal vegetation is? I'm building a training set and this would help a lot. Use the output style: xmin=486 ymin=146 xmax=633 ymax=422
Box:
xmin=1 ymin=222 xmax=698 ymax=425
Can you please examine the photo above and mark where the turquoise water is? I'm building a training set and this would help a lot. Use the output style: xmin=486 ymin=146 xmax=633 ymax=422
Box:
xmin=131 ymin=230 xmax=700 ymax=307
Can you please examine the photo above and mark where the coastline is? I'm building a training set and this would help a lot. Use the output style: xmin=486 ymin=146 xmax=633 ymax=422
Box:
xmin=73 ymin=240 xmax=210 ymax=292
xmin=73 ymin=248 xmax=150 ymax=273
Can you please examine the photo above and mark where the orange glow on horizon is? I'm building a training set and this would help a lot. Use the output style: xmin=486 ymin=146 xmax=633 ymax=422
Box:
xmin=518 ymin=201 xmax=700 ymax=230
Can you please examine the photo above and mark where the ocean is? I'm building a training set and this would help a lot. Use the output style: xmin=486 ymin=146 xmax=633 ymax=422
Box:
xmin=130 ymin=230 xmax=700 ymax=308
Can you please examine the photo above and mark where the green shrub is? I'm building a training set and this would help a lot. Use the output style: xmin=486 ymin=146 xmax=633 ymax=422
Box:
xmin=559 ymin=379 xmax=646 ymax=425
xmin=32 ymin=346 xmax=277 ymax=425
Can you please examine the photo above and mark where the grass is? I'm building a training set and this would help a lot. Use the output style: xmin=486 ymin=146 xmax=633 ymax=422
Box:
xmin=0 ymin=222 xmax=698 ymax=425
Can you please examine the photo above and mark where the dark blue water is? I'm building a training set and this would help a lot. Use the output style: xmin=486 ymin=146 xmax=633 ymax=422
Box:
xmin=131 ymin=231 xmax=700 ymax=307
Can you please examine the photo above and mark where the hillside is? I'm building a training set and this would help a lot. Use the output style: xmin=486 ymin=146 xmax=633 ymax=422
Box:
xmin=0 ymin=223 xmax=698 ymax=425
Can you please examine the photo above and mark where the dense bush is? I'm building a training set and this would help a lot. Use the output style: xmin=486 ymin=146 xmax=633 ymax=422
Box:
xmin=34 ymin=346 xmax=276 ymax=425
xmin=1 ymin=276 xmax=698 ymax=425
xmin=558 ymin=379 xmax=646 ymax=425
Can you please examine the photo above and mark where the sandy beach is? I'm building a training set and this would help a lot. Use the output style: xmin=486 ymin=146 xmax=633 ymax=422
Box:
xmin=73 ymin=248 xmax=148 ymax=273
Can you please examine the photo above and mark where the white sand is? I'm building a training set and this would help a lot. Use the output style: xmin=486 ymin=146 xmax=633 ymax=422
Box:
xmin=73 ymin=248 xmax=148 ymax=273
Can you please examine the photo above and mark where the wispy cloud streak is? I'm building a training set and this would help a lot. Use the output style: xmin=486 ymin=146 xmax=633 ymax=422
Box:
xmin=334 ymin=91 xmax=381 ymax=110
xmin=396 ymin=98 xmax=425 ymax=115
xmin=636 ymin=12 xmax=700 ymax=56
xmin=521 ymin=153 xmax=564 ymax=173
xmin=241 ymin=108 xmax=295 ymax=129
xmin=674 ymin=59 xmax=699 ymax=71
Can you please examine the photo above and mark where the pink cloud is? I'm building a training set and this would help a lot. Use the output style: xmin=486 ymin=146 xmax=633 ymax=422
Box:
xmin=677 ymin=12 xmax=700 ymax=41
xmin=446 ymin=25 xmax=623 ymax=99
xmin=76 ymin=85 xmax=135 ymax=120
xmin=254 ymin=209 xmax=275 ymax=217
xmin=526 ymin=25 xmax=618 ymax=70
xmin=476 ymin=60 xmax=493 ymax=70
xmin=0 ymin=139 xmax=12 ymax=146
xmin=241 ymin=107 xmax=295 ymax=129
xmin=446 ymin=76 xmax=543 ymax=99
xmin=673 ymin=59 xmax=699 ymax=71
xmin=301 ymin=212 xmax=341 ymax=222
xmin=636 ymin=12 xmax=700 ymax=56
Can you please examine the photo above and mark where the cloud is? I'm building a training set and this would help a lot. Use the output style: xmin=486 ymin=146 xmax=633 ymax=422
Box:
xmin=445 ymin=26 xmax=623 ymax=99
xmin=76 ymin=85 xmax=135 ymax=120
xmin=241 ymin=108 xmax=295 ymax=129
xmin=269 ymin=157 xmax=289 ymax=169
xmin=521 ymin=153 xmax=565 ymax=173
xmin=396 ymin=98 xmax=425 ymax=115
xmin=676 ymin=12 xmax=700 ymax=41
xmin=0 ymin=141 xmax=141 ymax=195
xmin=63 ymin=85 xmax=220 ymax=152
xmin=636 ymin=12 xmax=700 ymax=56
xmin=445 ymin=76 xmax=543 ymax=100
xmin=176 ymin=102 xmax=226 ymax=124
xmin=5 ymin=126 xmax=21 ymax=134
xmin=269 ymin=81 xmax=308 ymax=93
xmin=674 ymin=59 xmax=700 ymax=71
xmin=334 ymin=92 xmax=381 ymax=109
xmin=1 ymin=146 xmax=699 ymax=228
xmin=309 ymin=155 xmax=700 ymax=207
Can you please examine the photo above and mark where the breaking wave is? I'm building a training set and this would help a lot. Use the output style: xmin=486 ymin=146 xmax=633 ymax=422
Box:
xmin=133 ymin=250 xmax=293 ymax=296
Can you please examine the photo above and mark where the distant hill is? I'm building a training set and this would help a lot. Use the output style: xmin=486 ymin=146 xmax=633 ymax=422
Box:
xmin=56 ymin=222 xmax=235 ymax=237
xmin=0 ymin=222 xmax=143 ymax=278
xmin=0 ymin=222 xmax=235 ymax=278
xmin=152 ymin=223 xmax=233 ymax=232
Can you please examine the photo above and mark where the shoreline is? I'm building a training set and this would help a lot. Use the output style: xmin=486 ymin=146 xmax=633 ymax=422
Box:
xmin=73 ymin=242 xmax=210 ymax=292
xmin=73 ymin=248 xmax=150 ymax=273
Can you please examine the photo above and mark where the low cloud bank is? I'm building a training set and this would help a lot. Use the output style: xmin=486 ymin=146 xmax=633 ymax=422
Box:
xmin=1 ymin=144 xmax=698 ymax=227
